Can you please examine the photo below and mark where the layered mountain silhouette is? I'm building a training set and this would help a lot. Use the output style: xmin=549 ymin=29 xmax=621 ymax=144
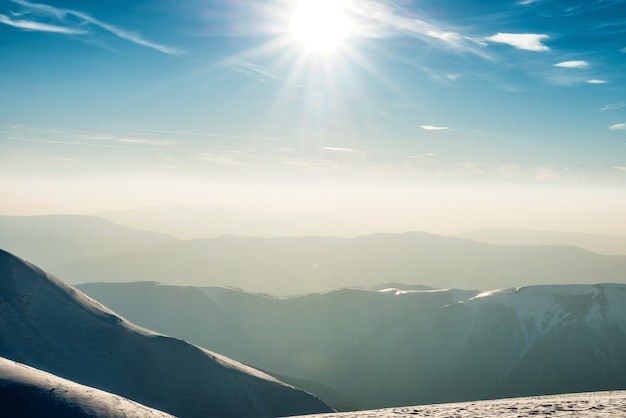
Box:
xmin=0 ymin=356 xmax=173 ymax=417
xmin=97 ymin=205 xmax=369 ymax=239
xmin=454 ymin=228 xmax=626 ymax=256
xmin=79 ymin=281 xmax=626 ymax=411
xmin=0 ymin=250 xmax=331 ymax=417
xmin=58 ymin=232 xmax=626 ymax=294
xmin=0 ymin=215 xmax=176 ymax=269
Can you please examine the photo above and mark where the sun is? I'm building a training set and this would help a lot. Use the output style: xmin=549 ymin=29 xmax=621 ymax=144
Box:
xmin=290 ymin=0 xmax=353 ymax=53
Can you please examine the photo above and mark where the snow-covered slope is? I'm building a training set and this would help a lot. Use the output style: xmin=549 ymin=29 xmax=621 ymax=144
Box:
xmin=290 ymin=390 xmax=626 ymax=417
xmin=0 ymin=356 xmax=173 ymax=418
xmin=0 ymin=249 xmax=331 ymax=418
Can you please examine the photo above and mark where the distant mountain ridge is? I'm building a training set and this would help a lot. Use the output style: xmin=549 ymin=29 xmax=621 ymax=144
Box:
xmin=78 ymin=281 xmax=626 ymax=411
xmin=97 ymin=205 xmax=370 ymax=239
xmin=0 ymin=250 xmax=331 ymax=417
xmin=0 ymin=214 xmax=176 ymax=269
xmin=58 ymin=232 xmax=626 ymax=294
xmin=454 ymin=228 xmax=626 ymax=256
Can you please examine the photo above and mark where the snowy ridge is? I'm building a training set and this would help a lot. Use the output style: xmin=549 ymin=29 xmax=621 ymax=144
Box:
xmin=0 ymin=249 xmax=332 ymax=417
xmin=461 ymin=283 xmax=626 ymax=335
xmin=0 ymin=356 xmax=173 ymax=417
xmin=290 ymin=390 xmax=626 ymax=417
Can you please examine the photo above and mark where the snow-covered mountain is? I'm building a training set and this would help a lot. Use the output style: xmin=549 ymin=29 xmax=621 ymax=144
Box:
xmin=0 ymin=250 xmax=332 ymax=417
xmin=78 ymin=282 xmax=626 ymax=411
xmin=0 ymin=356 xmax=174 ymax=418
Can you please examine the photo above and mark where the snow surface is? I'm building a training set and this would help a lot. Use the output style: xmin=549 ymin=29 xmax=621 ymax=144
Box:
xmin=290 ymin=391 xmax=626 ymax=417
xmin=461 ymin=283 xmax=626 ymax=333
xmin=0 ymin=249 xmax=332 ymax=417
xmin=0 ymin=356 xmax=173 ymax=417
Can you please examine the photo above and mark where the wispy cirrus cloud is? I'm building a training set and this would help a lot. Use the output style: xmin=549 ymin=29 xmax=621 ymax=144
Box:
xmin=554 ymin=60 xmax=589 ymax=68
xmin=6 ymin=0 xmax=182 ymax=55
xmin=586 ymin=79 xmax=607 ymax=84
xmin=609 ymin=123 xmax=626 ymax=130
xmin=351 ymin=1 xmax=487 ymax=56
xmin=614 ymin=166 xmax=626 ymax=172
xmin=485 ymin=33 xmax=550 ymax=51
xmin=600 ymin=102 xmax=625 ymax=111
xmin=421 ymin=125 xmax=450 ymax=131
xmin=0 ymin=12 xmax=86 ymax=34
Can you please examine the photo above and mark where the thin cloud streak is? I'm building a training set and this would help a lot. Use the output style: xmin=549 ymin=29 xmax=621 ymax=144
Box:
xmin=0 ymin=13 xmax=86 ymax=34
xmin=609 ymin=123 xmax=626 ymax=130
xmin=421 ymin=125 xmax=450 ymax=131
xmin=10 ymin=0 xmax=182 ymax=55
xmin=486 ymin=33 xmax=550 ymax=51
xmin=600 ymin=102 xmax=625 ymax=111
xmin=352 ymin=1 xmax=488 ymax=57
xmin=586 ymin=79 xmax=606 ymax=84
xmin=555 ymin=60 xmax=589 ymax=68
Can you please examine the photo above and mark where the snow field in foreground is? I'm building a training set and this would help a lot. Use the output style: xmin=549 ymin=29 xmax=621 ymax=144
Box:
xmin=291 ymin=391 xmax=626 ymax=417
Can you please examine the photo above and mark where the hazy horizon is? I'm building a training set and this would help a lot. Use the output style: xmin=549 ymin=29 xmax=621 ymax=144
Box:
xmin=2 ymin=0 xmax=625 ymax=237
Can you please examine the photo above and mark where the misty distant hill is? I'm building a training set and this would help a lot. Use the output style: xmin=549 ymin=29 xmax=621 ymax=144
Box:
xmin=454 ymin=228 xmax=626 ymax=256
xmin=0 ymin=357 xmax=173 ymax=418
xmin=0 ymin=250 xmax=331 ymax=417
xmin=96 ymin=205 xmax=371 ymax=239
xmin=78 ymin=281 xmax=626 ymax=411
xmin=58 ymin=232 xmax=626 ymax=294
xmin=0 ymin=215 xmax=176 ymax=270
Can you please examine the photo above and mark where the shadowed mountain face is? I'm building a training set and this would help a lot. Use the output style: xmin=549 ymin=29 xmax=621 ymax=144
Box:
xmin=0 ymin=250 xmax=332 ymax=418
xmin=78 ymin=282 xmax=626 ymax=411
xmin=0 ymin=357 xmax=174 ymax=418
xmin=0 ymin=215 xmax=176 ymax=270
xmin=58 ymin=232 xmax=626 ymax=294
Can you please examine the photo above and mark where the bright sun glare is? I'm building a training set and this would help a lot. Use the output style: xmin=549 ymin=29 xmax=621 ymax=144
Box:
xmin=291 ymin=0 xmax=353 ymax=53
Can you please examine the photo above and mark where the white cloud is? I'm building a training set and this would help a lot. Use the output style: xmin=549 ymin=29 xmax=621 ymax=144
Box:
xmin=609 ymin=123 xmax=626 ymax=130
xmin=600 ymin=102 xmax=625 ymax=111
xmin=554 ymin=60 xmax=589 ymax=68
xmin=518 ymin=0 xmax=541 ymax=4
xmin=0 ymin=13 xmax=86 ymax=34
xmin=9 ymin=0 xmax=182 ymax=55
xmin=486 ymin=33 xmax=549 ymax=51
xmin=614 ymin=166 xmax=626 ymax=172
xmin=586 ymin=79 xmax=607 ymax=84
xmin=421 ymin=125 xmax=450 ymax=131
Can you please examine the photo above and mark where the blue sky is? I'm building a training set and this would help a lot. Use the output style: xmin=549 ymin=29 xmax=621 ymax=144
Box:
xmin=1 ymin=0 xmax=625 ymax=234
